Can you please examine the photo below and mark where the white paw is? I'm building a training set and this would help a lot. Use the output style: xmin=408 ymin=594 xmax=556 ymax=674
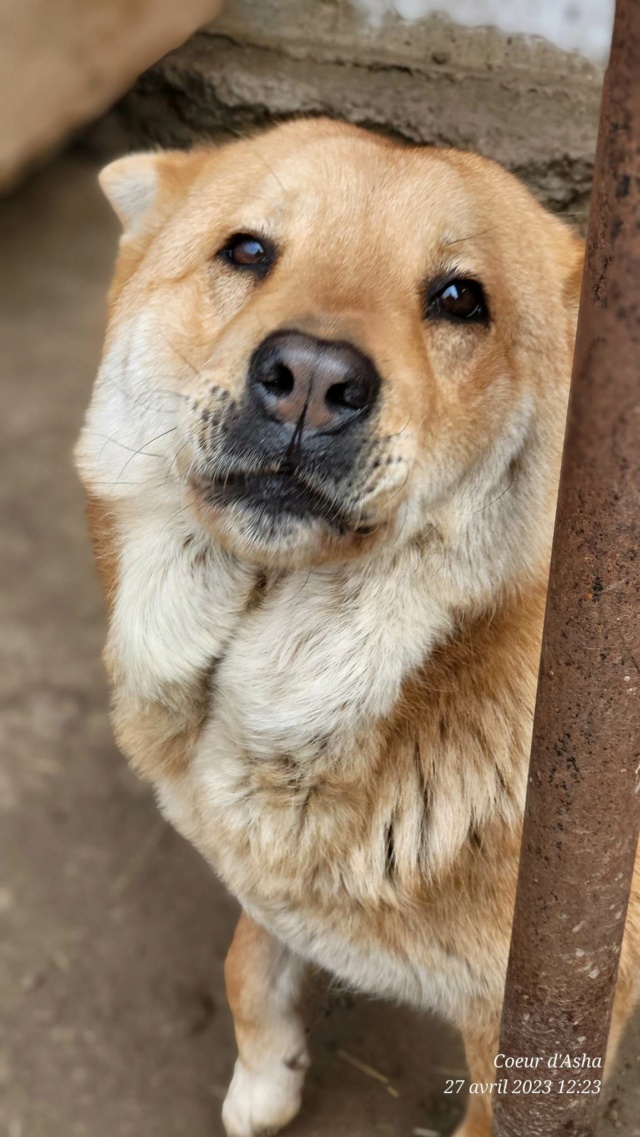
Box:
xmin=221 ymin=1056 xmax=307 ymax=1137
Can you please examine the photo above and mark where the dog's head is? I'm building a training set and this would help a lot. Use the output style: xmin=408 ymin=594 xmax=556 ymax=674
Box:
xmin=78 ymin=120 xmax=582 ymax=577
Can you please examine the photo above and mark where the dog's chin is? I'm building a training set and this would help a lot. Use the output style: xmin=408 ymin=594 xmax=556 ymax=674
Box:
xmin=188 ymin=471 xmax=380 ymax=570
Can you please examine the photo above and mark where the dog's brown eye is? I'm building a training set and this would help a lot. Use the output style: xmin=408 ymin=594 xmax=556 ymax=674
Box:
xmin=426 ymin=277 xmax=489 ymax=323
xmin=220 ymin=233 xmax=274 ymax=274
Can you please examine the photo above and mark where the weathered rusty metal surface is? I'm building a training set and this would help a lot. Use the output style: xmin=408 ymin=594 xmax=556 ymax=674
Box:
xmin=493 ymin=1 xmax=640 ymax=1135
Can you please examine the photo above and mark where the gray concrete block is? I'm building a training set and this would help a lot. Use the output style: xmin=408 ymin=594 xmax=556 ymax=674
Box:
xmin=102 ymin=0 xmax=604 ymax=221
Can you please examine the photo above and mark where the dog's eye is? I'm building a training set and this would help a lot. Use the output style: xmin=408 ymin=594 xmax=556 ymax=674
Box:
xmin=220 ymin=233 xmax=274 ymax=274
xmin=426 ymin=277 xmax=489 ymax=323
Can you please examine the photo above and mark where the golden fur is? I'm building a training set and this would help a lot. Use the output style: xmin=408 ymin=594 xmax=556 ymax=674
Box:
xmin=76 ymin=119 xmax=640 ymax=1137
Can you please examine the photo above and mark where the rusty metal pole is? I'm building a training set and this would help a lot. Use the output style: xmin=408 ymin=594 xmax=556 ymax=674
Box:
xmin=493 ymin=2 xmax=640 ymax=1135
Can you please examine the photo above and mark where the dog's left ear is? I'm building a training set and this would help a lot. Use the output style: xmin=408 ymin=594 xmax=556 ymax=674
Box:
xmin=99 ymin=150 xmax=195 ymax=236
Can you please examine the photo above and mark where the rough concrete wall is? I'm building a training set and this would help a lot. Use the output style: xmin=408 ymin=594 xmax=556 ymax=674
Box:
xmin=0 ymin=0 xmax=222 ymax=190
xmin=104 ymin=0 xmax=604 ymax=221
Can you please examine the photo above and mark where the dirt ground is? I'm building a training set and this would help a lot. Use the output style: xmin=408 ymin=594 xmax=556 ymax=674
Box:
xmin=1 ymin=152 xmax=638 ymax=1137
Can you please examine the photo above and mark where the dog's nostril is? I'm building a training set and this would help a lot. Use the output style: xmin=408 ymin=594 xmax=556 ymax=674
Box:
xmin=326 ymin=379 xmax=370 ymax=412
xmin=262 ymin=363 xmax=295 ymax=398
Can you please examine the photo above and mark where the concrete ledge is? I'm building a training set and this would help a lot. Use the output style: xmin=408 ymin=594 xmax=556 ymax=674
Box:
xmin=104 ymin=0 xmax=603 ymax=221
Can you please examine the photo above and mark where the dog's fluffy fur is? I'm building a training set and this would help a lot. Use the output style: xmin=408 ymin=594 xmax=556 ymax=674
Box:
xmin=76 ymin=119 xmax=640 ymax=1137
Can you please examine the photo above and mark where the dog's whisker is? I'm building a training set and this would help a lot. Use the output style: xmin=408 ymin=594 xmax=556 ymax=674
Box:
xmin=165 ymin=439 xmax=192 ymax=480
xmin=159 ymin=502 xmax=193 ymax=534
xmin=443 ymin=225 xmax=499 ymax=247
xmin=166 ymin=340 xmax=207 ymax=381
xmin=90 ymin=431 xmax=175 ymax=464
xmin=383 ymin=410 xmax=428 ymax=443
xmin=469 ymin=474 xmax=515 ymax=517
xmin=117 ymin=385 xmax=191 ymax=408
xmin=114 ymin=427 xmax=179 ymax=482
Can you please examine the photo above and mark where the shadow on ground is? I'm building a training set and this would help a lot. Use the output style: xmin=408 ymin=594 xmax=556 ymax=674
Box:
xmin=0 ymin=153 xmax=637 ymax=1137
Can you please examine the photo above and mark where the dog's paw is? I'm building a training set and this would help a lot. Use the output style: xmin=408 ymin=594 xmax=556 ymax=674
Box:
xmin=221 ymin=1056 xmax=306 ymax=1137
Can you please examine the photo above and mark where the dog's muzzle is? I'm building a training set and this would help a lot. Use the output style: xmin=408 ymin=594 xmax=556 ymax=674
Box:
xmin=198 ymin=330 xmax=382 ymax=529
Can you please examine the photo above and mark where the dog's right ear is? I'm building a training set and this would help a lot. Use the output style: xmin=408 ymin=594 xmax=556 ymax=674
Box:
xmin=99 ymin=150 xmax=194 ymax=236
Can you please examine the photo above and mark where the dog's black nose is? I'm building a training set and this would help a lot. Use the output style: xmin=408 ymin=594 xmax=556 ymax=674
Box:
xmin=248 ymin=330 xmax=381 ymax=434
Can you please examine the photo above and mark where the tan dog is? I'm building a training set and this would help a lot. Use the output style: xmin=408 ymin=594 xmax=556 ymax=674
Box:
xmin=75 ymin=119 xmax=640 ymax=1137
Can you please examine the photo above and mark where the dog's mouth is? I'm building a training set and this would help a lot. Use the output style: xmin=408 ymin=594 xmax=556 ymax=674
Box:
xmin=193 ymin=467 xmax=369 ymax=535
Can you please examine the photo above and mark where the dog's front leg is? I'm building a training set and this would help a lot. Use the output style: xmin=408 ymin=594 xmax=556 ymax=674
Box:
xmin=452 ymin=1018 xmax=498 ymax=1137
xmin=222 ymin=912 xmax=309 ymax=1137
